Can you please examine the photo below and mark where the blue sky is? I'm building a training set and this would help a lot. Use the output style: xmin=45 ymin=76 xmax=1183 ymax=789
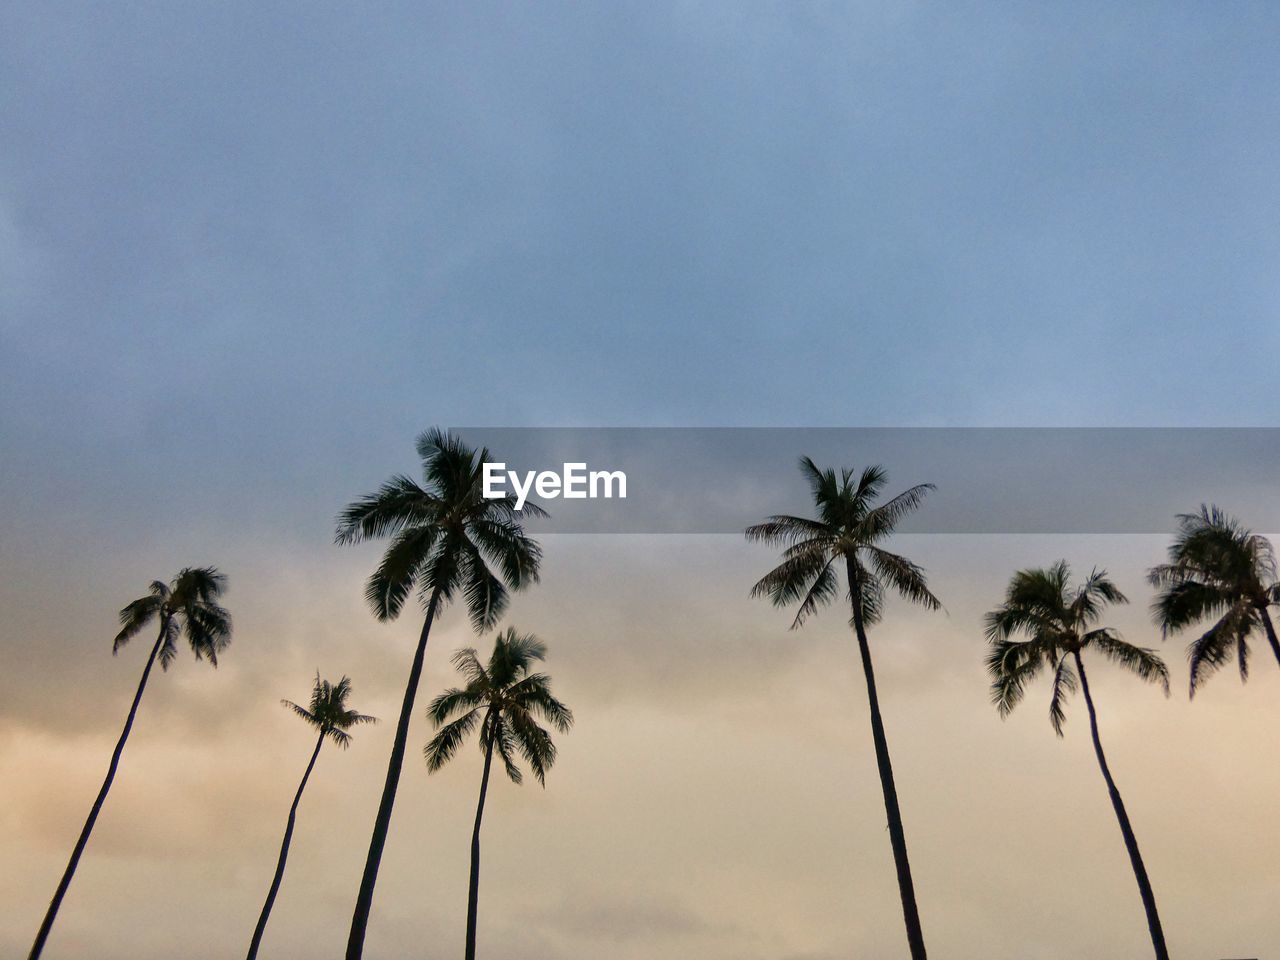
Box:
xmin=4 ymin=3 xmax=1279 ymax=453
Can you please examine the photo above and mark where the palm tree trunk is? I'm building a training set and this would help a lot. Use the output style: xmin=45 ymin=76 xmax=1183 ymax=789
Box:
xmin=345 ymin=587 xmax=443 ymax=960
xmin=847 ymin=561 xmax=927 ymax=960
xmin=1260 ymin=608 xmax=1280 ymax=669
xmin=465 ymin=725 xmax=496 ymax=960
xmin=245 ymin=730 xmax=325 ymax=960
xmin=1072 ymin=651 xmax=1169 ymax=960
xmin=29 ymin=622 xmax=168 ymax=960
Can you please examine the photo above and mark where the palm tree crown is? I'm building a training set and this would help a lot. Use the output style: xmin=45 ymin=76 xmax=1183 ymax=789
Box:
xmin=747 ymin=460 xmax=940 ymax=624
xmin=283 ymin=674 xmax=378 ymax=749
xmin=425 ymin=628 xmax=573 ymax=784
xmin=335 ymin=427 xmax=545 ymax=627
xmin=1147 ymin=505 xmax=1280 ymax=693
xmin=986 ymin=561 xmax=1169 ymax=733
xmin=113 ymin=566 xmax=232 ymax=668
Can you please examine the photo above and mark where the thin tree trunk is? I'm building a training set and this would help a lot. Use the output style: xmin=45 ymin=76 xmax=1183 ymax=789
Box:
xmin=1072 ymin=651 xmax=1170 ymax=960
xmin=245 ymin=731 xmax=325 ymax=960
xmin=847 ymin=560 xmax=927 ymax=960
xmin=1260 ymin=608 xmax=1280 ymax=670
xmin=29 ymin=623 xmax=167 ymax=960
xmin=465 ymin=724 xmax=496 ymax=960
xmin=345 ymin=587 xmax=443 ymax=960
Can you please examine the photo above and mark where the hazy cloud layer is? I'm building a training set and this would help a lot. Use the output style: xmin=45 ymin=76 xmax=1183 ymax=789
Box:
xmin=3 ymin=537 xmax=1278 ymax=958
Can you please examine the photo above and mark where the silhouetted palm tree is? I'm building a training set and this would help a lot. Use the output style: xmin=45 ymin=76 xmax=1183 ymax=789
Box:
xmin=246 ymin=674 xmax=376 ymax=960
xmin=425 ymin=628 xmax=572 ymax=960
xmin=335 ymin=428 xmax=544 ymax=960
xmin=986 ymin=562 xmax=1170 ymax=960
xmin=747 ymin=460 xmax=939 ymax=960
xmin=1148 ymin=505 xmax=1280 ymax=694
xmin=29 ymin=567 xmax=231 ymax=960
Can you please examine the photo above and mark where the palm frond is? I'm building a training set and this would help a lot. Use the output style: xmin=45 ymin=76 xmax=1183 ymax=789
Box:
xmin=1149 ymin=580 xmax=1234 ymax=636
xmin=156 ymin=615 xmax=181 ymax=670
xmin=507 ymin=706 xmax=556 ymax=786
xmin=334 ymin=475 xmax=437 ymax=545
xmin=428 ymin=684 xmax=486 ymax=725
xmin=866 ymin=546 xmax=940 ymax=611
xmin=363 ymin=524 xmax=438 ymax=621
xmin=327 ymin=728 xmax=353 ymax=749
xmin=448 ymin=646 xmax=489 ymax=686
xmin=459 ymin=541 xmax=509 ymax=632
xmin=789 ymin=557 xmax=838 ymax=629
xmin=745 ymin=515 xmax=833 ymax=548
xmin=282 ymin=699 xmax=317 ymax=724
xmin=507 ymin=674 xmax=574 ymax=732
xmin=492 ymin=716 xmax=524 ymax=785
xmin=468 ymin=516 xmax=544 ymax=590
xmin=183 ymin=601 xmax=232 ymax=666
xmin=749 ymin=547 xmax=835 ymax=612
xmin=851 ymin=464 xmax=888 ymax=507
xmin=861 ymin=482 xmax=934 ymax=541
xmin=113 ymin=595 xmax=161 ymax=653
xmin=1086 ymin=629 xmax=1169 ymax=693
xmin=986 ymin=638 xmax=1051 ymax=717
xmin=1048 ymin=656 xmax=1077 ymax=736
xmin=1187 ymin=607 xmax=1252 ymax=696
xmin=424 ymin=708 xmax=483 ymax=772
xmin=173 ymin=566 xmax=229 ymax=603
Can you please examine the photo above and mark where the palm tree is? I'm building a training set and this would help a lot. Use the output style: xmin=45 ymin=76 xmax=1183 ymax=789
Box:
xmin=246 ymin=674 xmax=376 ymax=960
xmin=424 ymin=628 xmax=572 ymax=960
xmin=986 ymin=561 xmax=1170 ymax=960
xmin=747 ymin=460 xmax=939 ymax=960
xmin=28 ymin=567 xmax=231 ymax=960
xmin=1148 ymin=504 xmax=1280 ymax=694
xmin=335 ymin=428 xmax=544 ymax=960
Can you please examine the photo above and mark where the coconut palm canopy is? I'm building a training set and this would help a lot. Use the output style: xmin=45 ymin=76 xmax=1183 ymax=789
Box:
xmin=335 ymin=427 xmax=546 ymax=628
xmin=986 ymin=561 xmax=1169 ymax=733
xmin=1148 ymin=505 xmax=1280 ymax=693
xmin=282 ymin=674 xmax=378 ymax=749
xmin=113 ymin=567 xmax=232 ymax=668
xmin=425 ymin=628 xmax=573 ymax=785
xmin=746 ymin=459 xmax=940 ymax=627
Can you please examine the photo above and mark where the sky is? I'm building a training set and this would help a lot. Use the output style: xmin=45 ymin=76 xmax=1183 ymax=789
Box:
xmin=3 ymin=3 xmax=1279 ymax=958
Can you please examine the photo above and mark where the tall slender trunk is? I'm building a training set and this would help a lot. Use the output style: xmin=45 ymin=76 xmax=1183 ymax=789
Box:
xmin=29 ymin=622 xmax=168 ymax=960
xmin=245 ymin=731 xmax=325 ymax=960
xmin=465 ymin=720 xmax=496 ymax=960
xmin=345 ymin=587 xmax=442 ymax=960
xmin=847 ymin=560 xmax=927 ymax=960
xmin=1072 ymin=651 xmax=1169 ymax=960
xmin=1260 ymin=608 xmax=1280 ymax=669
